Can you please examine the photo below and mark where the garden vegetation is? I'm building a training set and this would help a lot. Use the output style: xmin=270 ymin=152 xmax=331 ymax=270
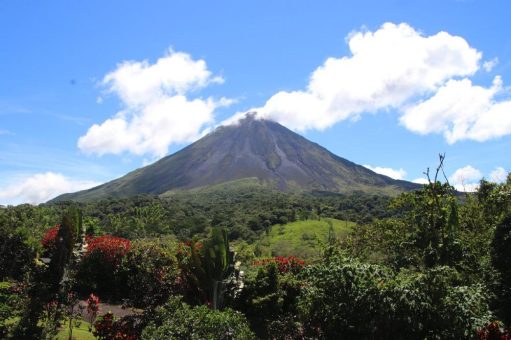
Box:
xmin=1 ymin=167 xmax=511 ymax=339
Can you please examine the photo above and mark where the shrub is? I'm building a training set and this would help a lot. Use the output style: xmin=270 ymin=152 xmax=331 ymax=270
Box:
xmin=253 ymin=256 xmax=305 ymax=275
xmin=299 ymin=256 xmax=388 ymax=338
xmin=76 ymin=235 xmax=130 ymax=298
xmin=93 ymin=312 xmax=140 ymax=340
xmin=235 ymin=262 xmax=304 ymax=338
xmin=86 ymin=293 xmax=100 ymax=330
xmin=86 ymin=235 xmax=131 ymax=266
xmin=116 ymin=238 xmax=179 ymax=309
xmin=141 ymin=296 xmax=255 ymax=340
xmin=299 ymin=256 xmax=494 ymax=339
xmin=0 ymin=282 xmax=26 ymax=337
xmin=478 ymin=321 xmax=511 ymax=340
xmin=41 ymin=224 xmax=60 ymax=251
xmin=0 ymin=231 xmax=35 ymax=281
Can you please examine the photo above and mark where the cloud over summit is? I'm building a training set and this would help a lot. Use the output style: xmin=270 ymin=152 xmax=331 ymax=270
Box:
xmin=80 ymin=23 xmax=511 ymax=159
xmin=227 ymin=23 xmax=511 ymax=145
xmin=249 ymin=23 xmax=482 ymax=132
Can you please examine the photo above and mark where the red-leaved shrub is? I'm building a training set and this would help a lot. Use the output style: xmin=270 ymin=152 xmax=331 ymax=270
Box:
xmin=86 ymin=235 xmax=131 ymax=266
xmin=253 ymin=256 xmax=305 ymax=274
xmin=478 ymin=321 xmax=511 ymax=340
xmin=41 ymin=224 xmax=60 ymax=249
xmin=93 ymin=312 xmax=139 ymax=340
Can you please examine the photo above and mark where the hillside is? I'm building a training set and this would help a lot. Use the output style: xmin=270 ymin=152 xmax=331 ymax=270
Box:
xmin=52 ymin=114 xmax=420 ymax=202
xmin=252 ymin=218 xmax=355 ymax=259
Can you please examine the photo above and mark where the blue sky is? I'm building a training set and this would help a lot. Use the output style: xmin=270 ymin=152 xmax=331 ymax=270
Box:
xmin=1 ymin=0 xmax=510 ymax=204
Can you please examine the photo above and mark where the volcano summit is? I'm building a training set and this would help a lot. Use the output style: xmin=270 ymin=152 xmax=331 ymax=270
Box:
xmin=52 ymin=114 xmax=419 ymax=202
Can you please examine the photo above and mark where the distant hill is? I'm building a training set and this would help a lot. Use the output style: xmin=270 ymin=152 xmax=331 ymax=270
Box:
xmin=51 ymin=114 xmax=420 ymax=202
xmin=252 ymin=218 xmax=355 ymax=259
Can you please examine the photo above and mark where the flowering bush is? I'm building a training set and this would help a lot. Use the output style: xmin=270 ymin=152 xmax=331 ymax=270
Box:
xmin=86 ymin=293 xmax=100 ymax=330
xmin=39 ymin=299 xmax=60 ymax=340
xmin=41 ymin=224 xmax=60 ymax=250
xmin=116 ymin=239 xmax=179 ymax=309
xmin=86 ymin=235 xmax=131 ymax=266
xmin=253 ymin=256 xmax=305 ymax=274
xmin=76 ymin=235 xmax=130 ymax=298
xmin=86 ymin=293 xmax=100 ymax=314
xmin=477 ymin=321 xmax=511 ymax=340
xmin=93 ymin=312 xmax=139 ymax=340
xmin=176 ymin=241 xmax=203 ymax=261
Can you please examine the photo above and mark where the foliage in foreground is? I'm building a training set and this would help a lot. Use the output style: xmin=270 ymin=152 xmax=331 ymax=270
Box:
xmin=0 ymin=167 xmax=511 ymax=339
xmin=141 ymin=296 xmax=255 ymax=340
xmin=299 ymin=256 xmax=492 ymax=339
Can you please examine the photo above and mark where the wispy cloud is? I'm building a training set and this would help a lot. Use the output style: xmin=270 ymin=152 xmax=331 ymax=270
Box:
xmin=0 ymin=130 xmax=13 ymax=136
xmin=0 ymin=100 xmax=89 ymax=126
xmin=41 ymin=109 xmax=91 ymax=126
xmin=483 ymin=57 xmax=499 ymax=72
xmin=0 ymin=101 xmax=32 ymax=115
xmin=0 ymin=172 xmax=100 ymax=205
xmin=0 ymin=144 xmax=115 ymax=180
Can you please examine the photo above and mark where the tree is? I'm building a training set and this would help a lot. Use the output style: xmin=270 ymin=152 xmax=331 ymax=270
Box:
xmin=492 ymin=214 xmax=511 ymax=325
xmin=235 ymin=260 xmax=304 ymax=338
xmin=299 ymin=256 xmax=492 ymax=339
xmin=299 ymin=256 xmax=388 ymax=338
xmin=194 ymin=228 xmax=235 ymax=310
xmin=0 ymin=230 xmax=34 ymax=281
xmin=15 ymin=206 xmax=83 ymax=338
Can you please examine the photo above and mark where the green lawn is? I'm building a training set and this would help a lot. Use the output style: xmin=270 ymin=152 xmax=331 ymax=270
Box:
xmin=255 ymin=218 xmax=355 ymax=259
xmin=56 ymin=321 xmax=95 ymax=340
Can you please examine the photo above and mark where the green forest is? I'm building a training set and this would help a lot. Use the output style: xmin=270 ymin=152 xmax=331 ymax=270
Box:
xmin=1 ymin=174 xmax=511 ymax=339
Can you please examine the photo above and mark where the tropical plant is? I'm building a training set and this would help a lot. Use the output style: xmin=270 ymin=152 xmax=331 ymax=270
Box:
xmin=236 ymin=261 xmax=303 ymax=338
xmin=180 ymin=228 xmax=235 ymax=310
xmin=141 ymin=296 xmax=255 ymax=340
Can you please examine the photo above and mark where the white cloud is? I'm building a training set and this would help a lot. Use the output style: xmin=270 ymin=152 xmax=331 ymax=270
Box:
xmin=101 ymin=50 xmax=224 ymax=107
xmin=489 ymin=166 xmax=508 ymax=183
xmin=79 ymin=49 xmax=231 ymax=157
xmin=363 ymin=164 xmax=407 ymax=180
xmin=0 ymin=130 xmax=13 ymax=136
xmin=0 ymin=172 xmax=100 ymax=205
xmin=449 ymin=165 xmax=482 ymax=192
xmin=224 ymin=22 xmax=511 ymax=144
xmin=401 ymin=76 xmax=511 ymax=143
xmin=236 ymin=22 xmax=481 ymax=131
xmin=412 ymin=177 xmax=429 ymax=185
xmin=483 ymin=57 xmax=498 ymax=72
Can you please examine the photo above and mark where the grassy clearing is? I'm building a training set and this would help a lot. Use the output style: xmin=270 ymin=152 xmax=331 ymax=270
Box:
xmin=56 ymin=321 xmax=95 ymax=340
xmin=255 ymin=218 xmax=355 ymax=259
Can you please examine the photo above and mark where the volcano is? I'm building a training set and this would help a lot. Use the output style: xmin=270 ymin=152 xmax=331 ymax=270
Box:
xmin=52 ymin=114 xmax=419 ymax=202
